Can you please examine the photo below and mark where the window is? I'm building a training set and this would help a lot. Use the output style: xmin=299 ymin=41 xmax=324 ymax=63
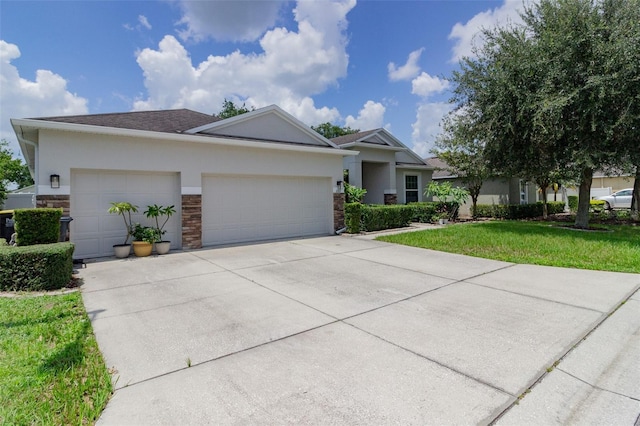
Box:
xmin=519 ymin=180 xmax=528 ymax=204
xmin=405 ymin=175 xmax=418 ymax=203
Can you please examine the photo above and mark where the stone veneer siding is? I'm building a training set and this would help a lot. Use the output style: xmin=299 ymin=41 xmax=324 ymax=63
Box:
xmin=36 ymin=195 xmax=71 ymax=216
xmin=333 ymin=193 xmax=345 ymax=231
xmin=181 ymin=194 xmax=202 ymax=249
xmin=384 ymin=193 xmax=397 ymax=205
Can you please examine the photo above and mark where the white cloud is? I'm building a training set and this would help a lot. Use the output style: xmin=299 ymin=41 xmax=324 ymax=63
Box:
xmin=411 ymin=72 xmax=449 ymax=98
xmin=388 ymin=48 xmax=424 ymax=81
xmin=0 ymin=40 xmax=88 ymax=157
xmin=138 ymin=15 xmax=152 ymax=30
xmin=410 ymin=102 xmax=453 ymax=158
xmin=448 ymin=0 xmax=526 ymax=63
xmin=134 ymin=0 xmax=356 ymax=126
xmin=345 ymin=101 xmax=386 ymax=130
xmin=176 ymin=0 xmax=287 ymax=42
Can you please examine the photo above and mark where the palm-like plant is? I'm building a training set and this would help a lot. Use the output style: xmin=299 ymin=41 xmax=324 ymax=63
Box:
xmin=108 ymin=202 xmax=138 ymax=245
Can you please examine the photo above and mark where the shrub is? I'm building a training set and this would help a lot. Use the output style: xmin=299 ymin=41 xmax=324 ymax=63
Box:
xmin=590 ymin=199 xmax=605 ymax=212
xmin=408 ymin=202 xmax=440 ymax=223
xmin=344 ymin=204 xmax=415 ymax=233
xmin=568 ymin=195 xmax=578 ymax=212
xmin=473 ymin=202 xmax=565 ymax=219
xmin=14 ymin=208 xmax=62 ymax=246
xmin=0 ymin=242 xmax=74 ymax=291
xmin=345 ymin=183 xmax=367 ymax=204
xmin=361 ymin=205 xmax=414 ymax=232
xmin=547 ymin=201 xmax=566 ymax=215
xmin=345 ymin=203 xmax=362 ymax=233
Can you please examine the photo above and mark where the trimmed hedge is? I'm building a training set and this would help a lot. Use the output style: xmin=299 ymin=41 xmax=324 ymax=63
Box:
xmin=568 ymin=195 xmax=578 ymax=212
xmin=14 ymin=208 xmax=62 ymax=246
xmin=408 ymin=202 xmax=440 ymax=223
xmin=0 ymin=242 xmax=74 ymax=291
xmin=361 ymin=205 xmax=414 ymax=232
xmin=345 ymin=202 xmax=459 ymax=233
xmin=473 ymin=201 xmax=565 ymax=219
xmin=345 ymin=203 xmax=362 ymax=233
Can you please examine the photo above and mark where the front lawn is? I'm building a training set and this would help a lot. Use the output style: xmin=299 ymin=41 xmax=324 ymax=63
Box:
xmin=377 ymin=221 xmax=640 ymax=273
xmin=0 ymin=292 xmax=112 ymax=425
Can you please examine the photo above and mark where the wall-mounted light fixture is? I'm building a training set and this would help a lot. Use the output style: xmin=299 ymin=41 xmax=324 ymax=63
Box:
xmin=336 ymin=180 xmax=343 ymax=190
xmin=50 ymin=174 xmax=60 ymax=189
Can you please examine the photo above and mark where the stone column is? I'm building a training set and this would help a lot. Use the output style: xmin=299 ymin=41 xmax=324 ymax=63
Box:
xmin=36 ymin=195 xmax=70 ymax=216
xmin=181 ymin=194 xmax=202 ymax=249
xmin=384 ymin=193 xmax=397 ymax=205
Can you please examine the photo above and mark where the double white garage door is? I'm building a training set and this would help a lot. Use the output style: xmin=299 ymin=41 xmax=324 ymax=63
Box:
xmin=71 ymin=170 xmax=332 ymax=258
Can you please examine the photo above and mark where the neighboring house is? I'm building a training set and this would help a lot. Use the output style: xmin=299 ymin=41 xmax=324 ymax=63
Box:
xmin=11 ymin=106 xmax=356 ymax=259
xmin=424 ymin=157 xmax=538 ymax=216
xmin=331 ymin=129 xmax=433 ymax=205
xmin=591 ymin=170 xmax=634 ymax=194
xmin=1 ymin=185 xmax=35 ymax=210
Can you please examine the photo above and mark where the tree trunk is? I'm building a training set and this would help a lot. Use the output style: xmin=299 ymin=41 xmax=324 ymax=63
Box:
xmin=574 ymin=167 xmax=593 ymax=229
xmin=539 ymin=184 xmax=549 ymax=219
xmin=631 ymin=165 xmax=640 ymax=221
xmin=471 ymin=193 xmax=479 ymax=218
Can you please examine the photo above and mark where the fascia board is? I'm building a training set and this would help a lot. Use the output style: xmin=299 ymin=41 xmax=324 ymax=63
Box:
xmin=396 ymin=164 xmax=434 ymax=170
xmin=341 ymin=142 xmax=405 ymax=152
xmin=10 ymin=118 xmax=358 ymax=157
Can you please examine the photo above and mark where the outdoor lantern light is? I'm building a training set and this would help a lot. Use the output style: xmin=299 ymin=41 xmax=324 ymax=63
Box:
xmin=50 ymin=174 xmax=60 ymax=189
xmin=336 ymin=180 xmax=343 ymax=190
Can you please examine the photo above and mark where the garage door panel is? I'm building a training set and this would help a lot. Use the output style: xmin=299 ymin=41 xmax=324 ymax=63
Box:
xmin=71 ymin=170 xmax=180 ymax=258
xmin=202 ymin=175 xmax=331 ymax=246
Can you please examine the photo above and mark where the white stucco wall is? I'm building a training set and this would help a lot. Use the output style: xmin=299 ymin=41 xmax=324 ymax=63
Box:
xmin=36 ymin=130 xmax=346 ymax=196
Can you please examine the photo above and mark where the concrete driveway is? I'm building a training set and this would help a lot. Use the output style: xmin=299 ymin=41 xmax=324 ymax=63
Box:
xmin=79 ymin=235 xmax=640 ymax=425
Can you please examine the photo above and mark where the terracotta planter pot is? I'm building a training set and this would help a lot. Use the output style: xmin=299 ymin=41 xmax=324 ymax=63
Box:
xmin=155 ymin=241 xmax=171 ymax=255
xmin=132 ymin=241 xmax=153 ymax=257
xmin=113 ymin=244 xmax=131 ymax=258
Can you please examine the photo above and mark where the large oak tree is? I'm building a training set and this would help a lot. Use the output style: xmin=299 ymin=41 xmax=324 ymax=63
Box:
xmin=449 ymin=0 xmax=639 ymax=228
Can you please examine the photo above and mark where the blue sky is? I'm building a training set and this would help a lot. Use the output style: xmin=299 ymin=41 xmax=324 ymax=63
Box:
xmin=1 ymin=0 xmax=527 ymax=160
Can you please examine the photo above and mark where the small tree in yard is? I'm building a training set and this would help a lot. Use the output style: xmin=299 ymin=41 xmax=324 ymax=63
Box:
xmin=425 ymin=181 xmax=469 ymax=220
xmin=432 ymin=112 xmax=490 ymax=218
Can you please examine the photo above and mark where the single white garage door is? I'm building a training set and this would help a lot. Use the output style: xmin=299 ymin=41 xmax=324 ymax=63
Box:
xmin=71 ymin=170 xmax=180 ymax=259
xmin=202 ymin=175 xmax=332 ymax=246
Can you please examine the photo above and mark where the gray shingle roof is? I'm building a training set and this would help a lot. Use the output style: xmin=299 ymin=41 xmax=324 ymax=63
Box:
xmin=424 ymin=157 xmax=458 ymax=179
xmin=330 ymin=129 xmax=379 ymax=146
xmin=33 ymin=109 xmax=220 ymax=134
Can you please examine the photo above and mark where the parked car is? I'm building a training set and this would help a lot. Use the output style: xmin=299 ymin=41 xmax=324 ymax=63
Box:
xmin=597 ymin=188 xmax=633 ymax=209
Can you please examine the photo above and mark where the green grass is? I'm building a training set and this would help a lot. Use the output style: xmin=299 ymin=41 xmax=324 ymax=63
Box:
xmin=0 ymin=292 xmax=112 ymax=425
xmin=377 ymin=221 xmax=640 ymax=273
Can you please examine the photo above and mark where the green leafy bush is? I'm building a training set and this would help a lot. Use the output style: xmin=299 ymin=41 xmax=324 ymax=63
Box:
xmin=14 ymin=208 xmax=62 ymax=246
xmin=345 ymin=203 xmax=362 ymax=233
xmin=568 ymin=195 xmax=578 ymax=212
xmin=473 ymin=202 xmax=565 ymax=219
xmin=345 ymin=183 xmax=367 ymax=204
xmin=590 ymin=199 xmax=605 ymax=212
xmin=361 ymin=205 xmax=414 ymax=232
xmin=408 ymin=202 xmax=440 ymax=223
xmin=0 ymin=242 xmax=74 ymax=291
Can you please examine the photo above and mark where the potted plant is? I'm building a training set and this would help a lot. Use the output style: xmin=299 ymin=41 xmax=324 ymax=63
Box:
xmin=144 ymin=204 xmax=176 ymax=255
xmin=107 ymin=202 xmax=138 ymax=258
xmin=131 ymin=223 xmax=158 ymax=257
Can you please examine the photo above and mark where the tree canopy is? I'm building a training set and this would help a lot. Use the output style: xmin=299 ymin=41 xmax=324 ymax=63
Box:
xmin=216 ymin=99 xmax=255 ymax=119
xmin=449 ymin=0 xmax=640 ymax=227
xmin=310 ymin=122 xmax=359 ymax=139
xmin=0 ymin=140 xmax=34 ymax=206
xmin=432 ymin=112 xmax=491 ymax=217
